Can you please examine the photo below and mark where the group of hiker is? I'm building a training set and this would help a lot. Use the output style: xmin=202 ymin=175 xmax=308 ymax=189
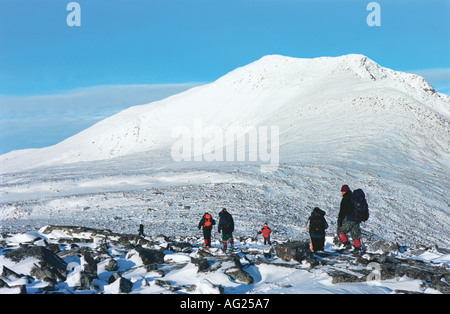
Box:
xmin=140 ymin=184 xmax=369 ymax=253
xmin=197 ymin=208 xmax=238 ymax=250
xmin=197 ymin=208 xmax=273 ymax=250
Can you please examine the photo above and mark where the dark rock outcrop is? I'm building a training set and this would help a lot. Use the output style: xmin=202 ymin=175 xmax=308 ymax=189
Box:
xmin=134 ymin=245 xmax=165 ymax=265
xmin=275 ymin=241 xmax=312 ymax=263
xmin=5 ymin=245 xmax=67 ymax=282
xmin=224 ymin=254 xmax=254 ymax=284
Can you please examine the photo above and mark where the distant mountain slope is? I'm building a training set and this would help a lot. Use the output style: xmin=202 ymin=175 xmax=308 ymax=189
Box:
xmin=1 ymin=54 xmax=448 ymax=173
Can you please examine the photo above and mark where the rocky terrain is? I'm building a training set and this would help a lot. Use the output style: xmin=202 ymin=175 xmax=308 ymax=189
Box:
xmin=1 ymin=225 xmax=448 ymax=294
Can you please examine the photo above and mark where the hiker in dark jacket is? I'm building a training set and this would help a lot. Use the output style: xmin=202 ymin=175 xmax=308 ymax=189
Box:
xmin=307 ymin=207 xmax=328 ymax=252
xmin=138 ymin=222 xmax=145 ymax=237
xmin=337 ymin=185 xmax=362 ymax=252
xmin=198 ymin=212 xmax=216 ymax=248
xmin=218 ymin=208 xmax=234 ymax=250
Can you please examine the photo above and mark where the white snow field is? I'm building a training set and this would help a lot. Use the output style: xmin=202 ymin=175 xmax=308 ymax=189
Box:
xmin=0 ymin=54 xmax=449 ymax=250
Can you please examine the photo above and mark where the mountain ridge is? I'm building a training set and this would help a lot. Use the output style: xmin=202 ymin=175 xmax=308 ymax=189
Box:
xmin=0 ymin=54 xmax=448 ymax=173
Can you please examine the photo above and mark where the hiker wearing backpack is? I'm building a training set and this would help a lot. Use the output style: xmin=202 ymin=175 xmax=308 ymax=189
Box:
xmin=218 ymin=208 xmax=234 ymax=250
xmin=337 ymin=185 xmax=369 ymax=254
xmin=307 ymin=207 xmax=328 ymax=252
xmin=198 ymin=212 xmax=216 ymax=248
xmin=257 ymin=223 xmax=272 ymax=245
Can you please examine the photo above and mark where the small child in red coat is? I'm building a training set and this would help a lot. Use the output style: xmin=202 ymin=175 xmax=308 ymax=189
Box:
xmin=257 ymin=223 xmax=272 ymax=245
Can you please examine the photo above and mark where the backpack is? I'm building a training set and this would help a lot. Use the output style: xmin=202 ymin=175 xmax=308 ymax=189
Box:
xmin=220 ymin=211 xmax=231 ymax=224
xmin=204 ymin=214 xmax=212 ymax=227
xmin=309 ymin=216 xmax=325 ymax=234
xmin=219 ymin=211 xmax=234 ymax=233
xmin=351 ymin=189 xmax=369 ymax=222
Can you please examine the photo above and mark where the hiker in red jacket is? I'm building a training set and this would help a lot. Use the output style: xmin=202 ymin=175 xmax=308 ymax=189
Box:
xmin=257 ymin=223 xmax=272 ymax=245
xmin=198 ymin=212 xmax=216 ymax=248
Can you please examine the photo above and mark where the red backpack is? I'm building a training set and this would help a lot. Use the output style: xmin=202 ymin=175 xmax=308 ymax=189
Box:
xmin=204 ymin=213 xmax=212 ymax=227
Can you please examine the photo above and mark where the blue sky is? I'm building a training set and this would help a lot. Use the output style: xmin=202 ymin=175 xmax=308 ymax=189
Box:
xmin=0 ymin=0 xmax=449 ymax=154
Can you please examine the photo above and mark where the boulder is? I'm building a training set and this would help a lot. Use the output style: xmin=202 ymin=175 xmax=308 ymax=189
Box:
xmin=0 ymin=278 xmax=7 ymax=288
xmin=275 ymin=241 xmax=312 ymax=263
xmin=367 ymin=240 xmax=399 ymax=254
xmin=134 ymin=245 xmax=165 ymax=266
xmin=31 ymin=264 xmax=62 ymax=283
xmin=115 ymin=276 xmax=133 ymax=293
xmin=5 ymin=245 xmax=66 ymax=268
xmin=224 ymin=254 xmax=254 ymax=284
xmin=40 ymin=225 xmax=113 ymax=237
xmin=5 ymin=245 xmax=67 ymax=281
xmin=331 ymin=270 xmax=365 ymax=284
xmin=0 ymin=278 xmax=27 ymax=294
xmin=1 ymin=266 xmax=22 ymax=281
xmin=224 ymin=267 xmax=254 ymax=284
xmin=105 ymin=258 xmax=119 ymax=272
xmin=169 ymin=241 xmax=193 ymax=253
xmin=191 ymin=257 xmax=211 ymax=272
xmin=81 ymin=252 xmax=98 ymax=280
xmin=67 ymin=271 xmax=92 ymax=290
xmin=107 ymin=273 xmax=133 ymax=293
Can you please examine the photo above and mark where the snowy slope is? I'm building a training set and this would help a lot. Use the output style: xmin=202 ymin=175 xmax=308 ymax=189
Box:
xmin=0 ymin=54 xmax=449 ymax=249
xmin=1 ymin=54 xmax=448 ymax=171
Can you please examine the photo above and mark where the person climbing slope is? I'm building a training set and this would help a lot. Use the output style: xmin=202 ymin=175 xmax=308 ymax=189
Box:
xmin=337 ymin=184 xmax=363 ymax=253
xmin=138 ymin=221 xmax=145 ymax=237
xmin=307 ymin=207 xmax=328 ymax=252
xmin=257 ymin=223 xmax=272 ymax=245
xmin=218 ymin=208 xmax=234 ymax=251
xmin=198 ymin=212 xmax=216 ymax=248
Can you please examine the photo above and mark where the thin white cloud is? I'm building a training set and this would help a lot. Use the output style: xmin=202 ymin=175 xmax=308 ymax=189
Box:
xmin=0 ymin=83 xmax=204 ymax=154
xmin=0 ymin=83 xmax=203 ymax=120
xmin=410 ymin=68 xmax=450 ymax=82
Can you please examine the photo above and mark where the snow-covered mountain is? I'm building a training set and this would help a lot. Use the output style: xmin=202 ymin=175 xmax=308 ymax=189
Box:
xmin=1 ymin=54 xmax=448 ymax=171
xmin=0 ymin=54 xmax=449 ymax=249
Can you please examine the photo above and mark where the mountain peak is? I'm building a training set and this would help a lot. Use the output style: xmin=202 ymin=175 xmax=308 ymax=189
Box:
xmin=217 ymin=54 xmax=440 ymax=99
xmin=218 ymin=53 xmax=383 ymax=87
xmin=0 ymin=54 xmax=448 ymax=173
xmin=254 ymin=53 xmax=372 ymax=65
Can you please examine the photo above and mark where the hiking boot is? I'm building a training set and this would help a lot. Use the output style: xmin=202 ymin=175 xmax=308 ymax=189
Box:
xmin=341 ymin=241 xmax=352 ymax=250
